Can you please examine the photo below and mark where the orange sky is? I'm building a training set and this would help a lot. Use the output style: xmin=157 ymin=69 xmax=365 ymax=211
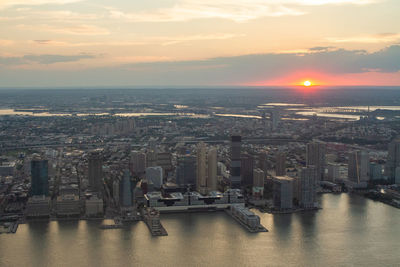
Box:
xmin=246 ymin=70 xmax=400 ymax=87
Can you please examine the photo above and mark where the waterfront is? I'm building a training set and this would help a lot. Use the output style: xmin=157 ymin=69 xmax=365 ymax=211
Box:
xmin=1 ymin=194 xmax=399 ymax=267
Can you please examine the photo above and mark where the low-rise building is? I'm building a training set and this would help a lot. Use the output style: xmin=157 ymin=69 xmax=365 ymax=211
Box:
xmin=56 ymin=194 xmax=80 ymax=217
xmin=85 ymin=195 xmax=103 ymax=217
xmin=25 ymin=195 xmax=51 ymax=218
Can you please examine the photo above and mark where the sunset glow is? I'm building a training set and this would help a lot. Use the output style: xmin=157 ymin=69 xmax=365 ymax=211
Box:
xmin=303 ymin=81 xmax=312 ymax=87
xmin=0 ymin=0 xmax=399 ymax=87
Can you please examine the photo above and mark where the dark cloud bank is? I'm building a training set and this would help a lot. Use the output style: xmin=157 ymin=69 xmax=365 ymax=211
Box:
xmin=0 ymin=45 xmax=399 ymax=87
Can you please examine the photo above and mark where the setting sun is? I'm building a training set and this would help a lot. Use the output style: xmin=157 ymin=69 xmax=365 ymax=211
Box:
xmin=303 ymin=80 xmax=312 ymax=87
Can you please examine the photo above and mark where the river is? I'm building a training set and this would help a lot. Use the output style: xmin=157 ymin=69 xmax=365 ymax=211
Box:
xmin=0 ymin=194 xmax=399 ymax=266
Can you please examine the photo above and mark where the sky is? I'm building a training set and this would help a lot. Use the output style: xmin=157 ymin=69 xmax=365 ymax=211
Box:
xmin=0 ymin=0 xmax=399 ymax=87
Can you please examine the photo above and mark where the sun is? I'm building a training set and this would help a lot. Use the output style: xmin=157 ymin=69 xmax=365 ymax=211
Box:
xmin=303 ymin=80 xmax=312 ymax=87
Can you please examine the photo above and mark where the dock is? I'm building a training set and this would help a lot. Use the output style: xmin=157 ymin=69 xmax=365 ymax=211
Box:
xmin=225 ymin=205 xmax=268 ymax=233
xmin=142 ymin=208 xmax=168 ymax=236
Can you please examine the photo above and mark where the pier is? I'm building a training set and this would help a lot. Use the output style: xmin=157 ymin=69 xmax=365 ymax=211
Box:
xmin=226 ymin=205 xmax=268 ymax=233
xmin=142 ymin=208 xmax=168 ymax=236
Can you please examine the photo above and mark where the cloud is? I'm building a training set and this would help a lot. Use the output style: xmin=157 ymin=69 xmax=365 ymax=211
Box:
xmin=25 ymin=33 xmax=243 ymax=48
xmin=327 ymin=33 xmax=400 ymax=43
xmin=0 ymin=45 xmax=398 ymax=86
xmin=0 ymin=54 xmax=95 ymax=65
xmin=0 ymin=0 xmax=82 ymax=9
xmin=17 ymin=24 xmax=110 ymax=35
xmin=308 ymin=46 xmax=336 ymax=51
xmin=159 ymin=34 xmax=245 ymax=45
xmin=104 ymin=0 xmax=381 ymax=23
xmin=106 ymin=2 xmax=305 ymax=23
xmin=0 ymin=39 xmax=14 ymax=46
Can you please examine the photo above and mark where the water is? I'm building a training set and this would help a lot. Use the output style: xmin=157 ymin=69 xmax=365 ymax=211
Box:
xmin=0 ymin=194 xmax=399 ymax=267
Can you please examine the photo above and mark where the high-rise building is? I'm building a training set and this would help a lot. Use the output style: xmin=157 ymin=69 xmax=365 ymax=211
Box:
xmin=146 ymin=166 xmax=163 ymax=189
xmin=299 ymin=167 xmax=317 ymax=209
xmin=146 ymin=150 xmax=158 ymax=167
xmin=157 ymin=152 xmax=173 ymax=177
xmin=196 ymin=143 xmax=218 ymax=194
xmin=113 ymin=179 xmax=120 ymax=205
xmin=385 ymin=140 xmax=400 ymax=183
xmin=130 ymin=151 xmax=146 ymax=177
xmin=88 ymin=150 xmax=103 ymax=192
xmin=120 ymin=170 xmax=133 ymax=207
xmin=370 ymin=163 xmax=383 ymax=180
xmin=271 ymin=108 xmax=280 ymax=131
xmin=272 ymin=176 xmax=293 ymax=210
xmin=348 ymin=151 xmax=370 ymax=183
xmin=230 ymin=136 xmax=242 ymax=188
xmin=241 ymin=153 xmax=254 ymax=186
xmin=257 ymin=151 xmax=268 ymax=173
xmin=306 ymin=143 xmax=326 ymax=180
xmin=253 ymin=168 xmax=265 ymax=199
xmin=253 ymin=169 xmax=265 ymax=188
xmin=326 ymin=163 xmax=340 ymax=182
xmin=31 ymin=155 xmax=49 ymax=196
xmin=275 ymin=152 xmax=286 ymax=176
xmin=196 ymin=142 xmax=208 ymax=194
xmin=176 ymin=155 xmax=197 ymax=187
xmin=207 ymin=148 xmax=218 ymax=191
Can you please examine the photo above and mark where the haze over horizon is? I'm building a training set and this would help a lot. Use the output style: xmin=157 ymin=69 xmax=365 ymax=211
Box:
xmin=1 ymin=0 xmax=400 ymax=87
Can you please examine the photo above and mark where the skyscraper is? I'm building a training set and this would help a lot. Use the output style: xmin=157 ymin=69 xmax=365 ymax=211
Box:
xmin=120 ymin=170 xmax=133 ymax=207
xmin=275 ymin=152 xmax=286 ymax=176
xmin=299 ymin=167 xmax=317 ymax=209
xmin=196 ymin=142 xmax=208 ymax=194
xmin=146 ymin=166 xmax=163 ymax=189
xmin=348 ymin=151 xmax=370 ymax=183
xmin=176 ymin=155 xmax=197 ymax=187
xmin=31 ymin=155 xmax=49 ymax=196
xmin=272 ymin=176 xmax=293 ymax=210
xmin=207 ymin=148 xmax=218 ymax=191
xmin=230 ymin=135 xmax=242 ymax=189
xmin=326 ymin=163 xmax=340 ymax=182
xmin=257 ymin=151 xmax=268 ymax=173
xmin=130 ymin=150 xmax=146 ymax=177
xmin=146 ymin=150 xmax=158 ymax=167
xmin=88 ymin=150 xmax=103 ymax=192
xmin=385 ymin=140 xmax=400 ymax=183
xmin=306 ymin=143 xmax=326 ymax=181
xmin=253 ymin=168 xmax=265 ymax=199
xmin=157 ymin=152 xmax=173 ymax=177
xmin=370 ymin=163 xmax=383 ymax=180
xmin=271 ymin=108 xmax=280 ymax=131
xmin=241 ymin=153 xmax=254 ymax=186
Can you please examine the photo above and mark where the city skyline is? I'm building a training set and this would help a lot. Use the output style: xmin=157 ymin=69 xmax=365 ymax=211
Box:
xmin=1 ymin=0 xmax=400 ymax=87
